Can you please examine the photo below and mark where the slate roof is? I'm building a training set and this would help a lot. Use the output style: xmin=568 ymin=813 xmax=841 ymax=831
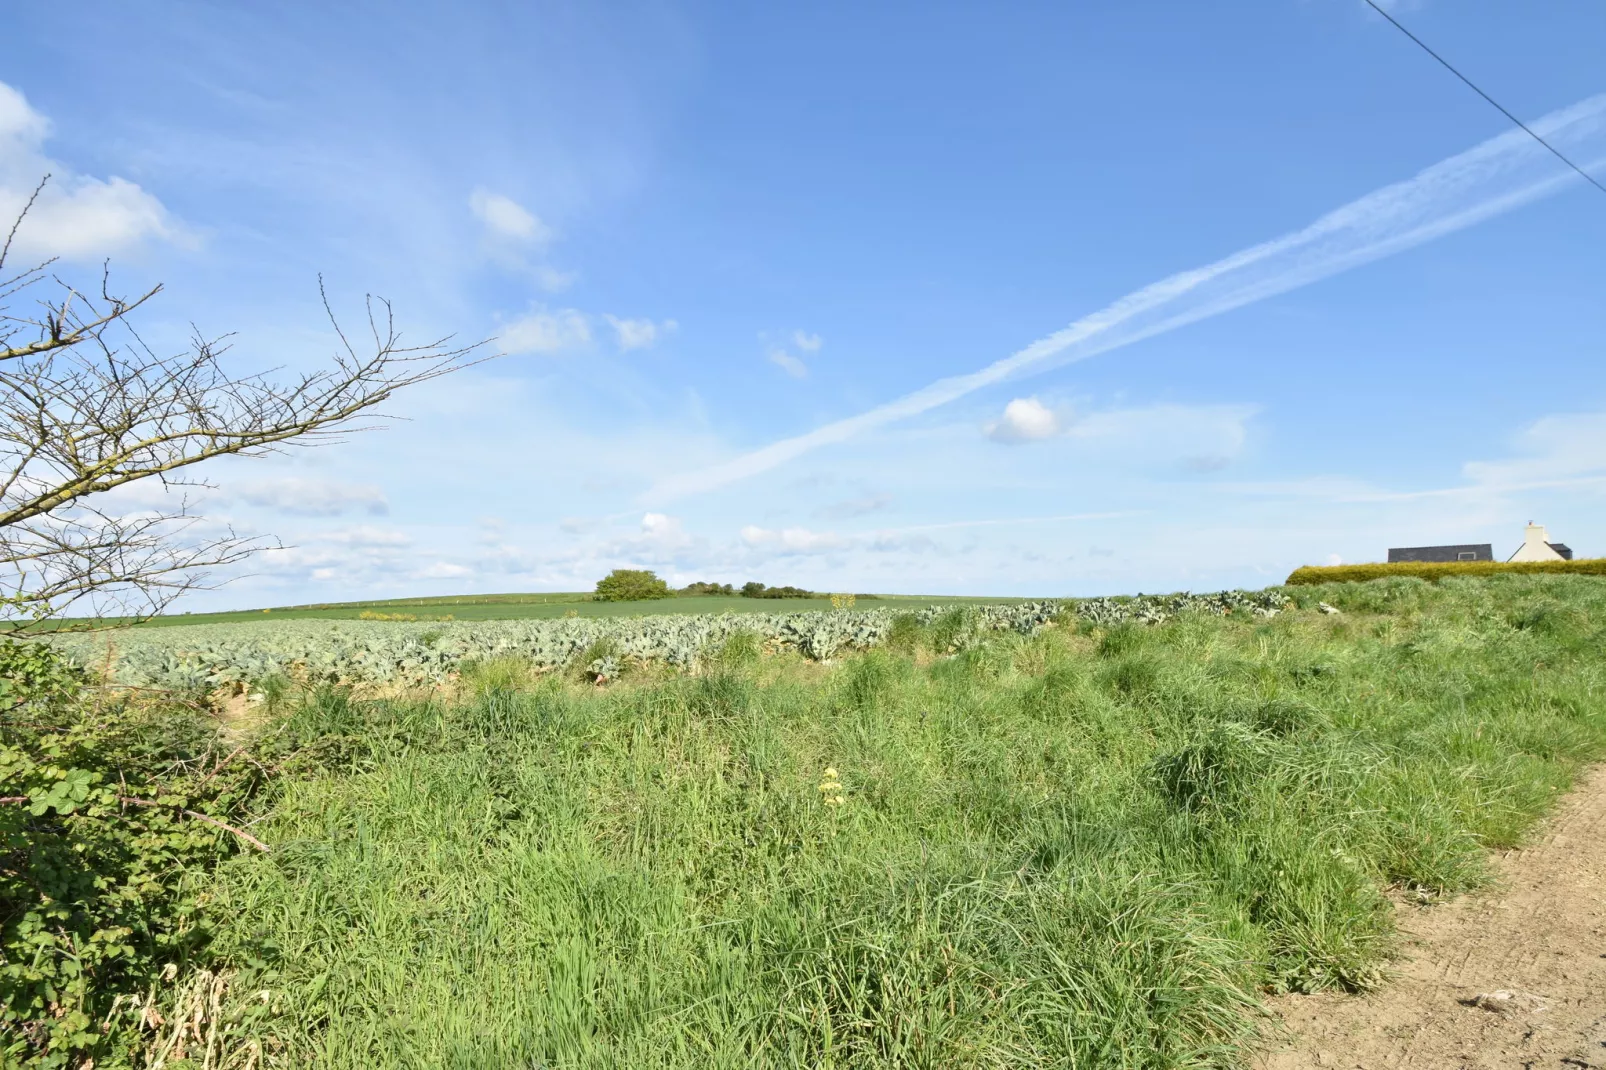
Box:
xmin=1387 ymin=543 xmax=1494 ymax=563
xmin=1549 ymin=543 xmax=1574 ymax=561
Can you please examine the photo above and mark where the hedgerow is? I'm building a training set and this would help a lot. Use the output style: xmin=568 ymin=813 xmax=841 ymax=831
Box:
xmin=1286 ymin=557 xmax=1606 ymax=585
xmin=0 ymin=642 xmax=273 ymax=1067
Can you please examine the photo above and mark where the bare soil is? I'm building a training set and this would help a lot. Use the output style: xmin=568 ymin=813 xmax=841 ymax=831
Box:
xmin=1257 ymin=765 xmax=1606 ymax=1069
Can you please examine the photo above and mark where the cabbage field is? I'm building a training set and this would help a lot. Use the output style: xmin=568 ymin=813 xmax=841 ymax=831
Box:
xmin=51 ymin=589 xmax=1292 ymax=692
xmin=16 ymin=575 xmax=1606 ymax=1068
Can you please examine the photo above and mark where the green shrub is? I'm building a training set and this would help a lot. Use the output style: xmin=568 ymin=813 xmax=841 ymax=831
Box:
xmin=883 ymin=612 xmax=925 ymax=653
xmin=0 ymin=644 xmax=270 ymax=1066
xmin=1287 ymin=557 xmax=1606 ymax=585
xmin=594 ymin=569 xmax=673 ymax=602
xmin=739 ymin=582 xmax=815 ymax=599
xmin=678 ymin=581 xmax=734 ymax=597
xmin=710 ymin=630 xmax=761 ymax=667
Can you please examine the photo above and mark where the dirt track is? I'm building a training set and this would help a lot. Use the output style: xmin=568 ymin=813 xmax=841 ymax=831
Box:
xmin=1258 ymin=766 xmax=1606 ymax=1069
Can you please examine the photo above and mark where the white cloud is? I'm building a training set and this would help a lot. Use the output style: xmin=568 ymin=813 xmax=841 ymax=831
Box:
xmin=232 ymin=476 xmax=388 ymax=517
xmin=0 ymin=83 xmax=49 ymax=145
xmin=793 ymin=330 xmax=823 ymax=352
xmin=1463 ymin=412 xmax=1606 ymax=487
xmin=468 ymin=187 xmax=552 ymax=245
xmin=253 ymin=525 xmax=416 ymax=585
xmin=323 ymin=525 xmax=411 ymax=548
xmin=768 ymin=350 xmax=808 ymax=379
xmin=534 ymin=265 xmax=576 ymax=292
xmin=648 ymin=93 xmax=1606 ymax=501
xmin=0 ymin=80 xmax=183 ymax=262
xmin=868 ymin=532 xmax=940 ymax=555
xmin=986 ymin=397 xmax=1062 ymax=443
xmin=640 ymin=511 xmax=688 ymax=545
xmin=739 ymin=524 xmax=845 ymax=554
xmin=605 ymin=314 xmax=677 ymax=351
xmin=417 ymin=562 xmax=471 ymax=580
xmin=499 ymin=307 xmax=591 ymax=354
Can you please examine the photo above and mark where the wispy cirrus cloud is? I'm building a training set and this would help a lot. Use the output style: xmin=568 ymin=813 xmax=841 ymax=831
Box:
xmin=469 ymin=187 xmax=575 ymax=291
xmin=817 ymin=492 xmax=892 ymax=520
xmin=739 ymin=524 xmax=846 ymax=554
xmin=232 ymin=476 xmax=389 ymax=517
xmin=763 ymin=328 xmax=822 ymax=379
xmin=468 ymin=187 xmax=552 ymax=245
xmin=768 ymin=349 xmax=808 ymax=379
xmin=649 ymin=94 xmax=1606 ymax=502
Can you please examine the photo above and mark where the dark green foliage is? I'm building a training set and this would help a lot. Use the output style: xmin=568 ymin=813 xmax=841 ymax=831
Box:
xmin=0 ymin=642 xmax=87 ymax=712
xmin=709 ymin=629 xmax=761 ymax=667
xmin=677 ymin=581 xmax=735 ymax=597
xmin=594 ymin=569 xmax=673 ymax=602
xmin=0 ymin=643 xmax=270 ymax=1067
xmin=926 ymin=605 xmax=973 ymax=653
xmin=1151 ymin=721 xmax=1275 ymax=813
xmin=739 ymin=582 xmax=815 ymax=598
xmin=883 ymin=612 xmax=925 ymax=653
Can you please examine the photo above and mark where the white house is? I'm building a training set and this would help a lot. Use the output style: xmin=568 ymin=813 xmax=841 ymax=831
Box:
xmin=1508 ymin=522 xmax=1574 ymax=563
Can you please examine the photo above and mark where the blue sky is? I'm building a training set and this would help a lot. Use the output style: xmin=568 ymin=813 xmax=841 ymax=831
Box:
xmin=4 ymin=0 xmax=1604 ymax=606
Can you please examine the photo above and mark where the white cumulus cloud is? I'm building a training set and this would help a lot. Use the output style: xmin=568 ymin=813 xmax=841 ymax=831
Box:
xmin=606 ymin=315 xmax=677 ymax=351
xmin=0 ymin=80 xmax=183 ymax=262
xmin=793 ymin=330 xmax=823 ymax=352
xmin=986 ymin=398 xmax=1062 ymax=443
xmin=499 ymin=307 xmax=591 ymax=354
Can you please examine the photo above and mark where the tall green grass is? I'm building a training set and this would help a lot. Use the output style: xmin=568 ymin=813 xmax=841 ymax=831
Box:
xmin=203 ymin=575 xmax=1606 ymax=1067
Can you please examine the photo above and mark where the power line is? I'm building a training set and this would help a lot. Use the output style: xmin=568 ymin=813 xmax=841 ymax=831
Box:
xmin=1361 ymin=0 xmax=1606 ymax=198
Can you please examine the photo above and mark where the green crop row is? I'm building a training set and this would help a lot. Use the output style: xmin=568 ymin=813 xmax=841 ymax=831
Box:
xmin=1286 ymin=558 xmax=1606 ymax=585
xmin=48 ymin=590 xmax=1292 ymax=693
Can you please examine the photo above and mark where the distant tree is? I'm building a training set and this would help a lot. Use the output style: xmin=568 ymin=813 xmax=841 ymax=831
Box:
xmin=0 ymin=177 xmax=488 ymax=633
xmin=594 ymin=569 xmax=672 ymax=602
xmin=678 ymin=581 xmax=734 ymax=597
xmin=739 ymin=582 xmax=815 ymax=599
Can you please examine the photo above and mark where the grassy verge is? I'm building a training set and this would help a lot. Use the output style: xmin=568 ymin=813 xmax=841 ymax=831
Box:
xmin=15 ymin=575 xmax=1606 ymax=1067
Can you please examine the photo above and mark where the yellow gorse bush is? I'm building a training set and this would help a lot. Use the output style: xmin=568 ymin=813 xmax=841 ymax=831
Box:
xmin=1286 ymin=558 xmax=1606 ymax=585
xmin=830 ymin=593 xmax=856 ymax=610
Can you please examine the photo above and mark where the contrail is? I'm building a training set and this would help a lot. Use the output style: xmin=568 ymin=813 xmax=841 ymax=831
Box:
xmin=648 ymin=94 xmax=1606 ymax=503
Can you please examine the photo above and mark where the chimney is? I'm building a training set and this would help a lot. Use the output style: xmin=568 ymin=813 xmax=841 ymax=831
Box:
xmin=1524 ymin=522 xmax=1549 ymax=550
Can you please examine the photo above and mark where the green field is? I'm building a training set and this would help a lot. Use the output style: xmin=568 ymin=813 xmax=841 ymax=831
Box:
xmin=125 ymin=592 xmax=1034 ymax=627
xmin=8 ymin=575 xmax=1606 ymax=1067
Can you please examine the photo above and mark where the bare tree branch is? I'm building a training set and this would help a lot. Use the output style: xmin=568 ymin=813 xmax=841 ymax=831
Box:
xmin=0 ymin=176 xmax=493 ymax=633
